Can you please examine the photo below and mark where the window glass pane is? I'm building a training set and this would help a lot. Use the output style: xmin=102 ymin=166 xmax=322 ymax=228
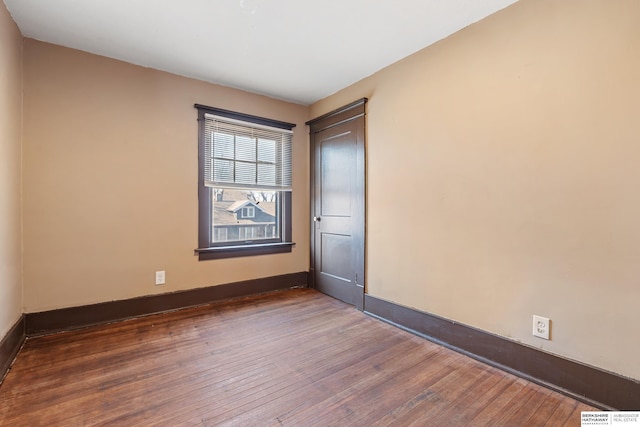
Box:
xmin=213 ymin=159 xmax=234 ymax=183
xmin=211 ymin=188 xmax=279 ymax=244
xmin=235 ymin=162 xmax=256 ymax=185
xmin=257 ymin=138 xmax=276 ymax=164
xmin=257 ymin=163 xmax=276 ymax=186
xmin=213 ymin=132 xmax=235 ymax=159
xmin=235 ymin=135 xmax=256 ymax=162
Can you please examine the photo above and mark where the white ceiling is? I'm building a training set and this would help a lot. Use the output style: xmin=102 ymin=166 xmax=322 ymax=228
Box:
xmin=4 ymin=0 xmax=518 ymax=105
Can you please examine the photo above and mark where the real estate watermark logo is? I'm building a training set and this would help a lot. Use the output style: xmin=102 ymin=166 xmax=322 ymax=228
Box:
xmin=582 ymin=412 xmax=640 ymax=426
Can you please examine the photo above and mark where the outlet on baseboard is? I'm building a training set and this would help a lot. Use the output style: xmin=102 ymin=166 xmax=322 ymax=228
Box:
xmin=533 ymin=315 xmax=550 ymax=340
xmin=155 ymin=270 xmax=166 ymax=285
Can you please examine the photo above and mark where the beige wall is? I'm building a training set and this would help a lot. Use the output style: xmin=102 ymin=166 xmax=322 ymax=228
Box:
xmin=0 ymin=2 xmax=23 ymax=338
xmin=22 ymin=40 xmax=309 ymax=312
xmin=311 ymin=0 xmax=640 ymax=381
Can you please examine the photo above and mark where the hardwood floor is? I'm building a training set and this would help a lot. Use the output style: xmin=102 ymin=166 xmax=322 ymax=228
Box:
xmin=0 ymin=288 xmax=596 ymax=426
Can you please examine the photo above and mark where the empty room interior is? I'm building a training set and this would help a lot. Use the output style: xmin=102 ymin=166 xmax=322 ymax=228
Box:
xmin=1 ymin=0 xmax=639 ymax=425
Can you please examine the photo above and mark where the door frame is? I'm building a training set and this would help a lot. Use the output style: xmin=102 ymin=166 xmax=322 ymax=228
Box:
xmin=306 ymin=98 xmax=367 ymax=310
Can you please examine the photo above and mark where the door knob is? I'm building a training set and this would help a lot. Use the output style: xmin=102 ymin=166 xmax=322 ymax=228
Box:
xmin=313 ymin=216 xmax=321 ymax=222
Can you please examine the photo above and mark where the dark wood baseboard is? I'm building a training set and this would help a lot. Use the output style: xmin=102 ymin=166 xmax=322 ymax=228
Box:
xmin=364 ymin=294 xmax=640 ymax=411
xmin=26 ymin=272 xmax=308 ymax=336
xmin=0 ymin=315 xmax=26 ymax=383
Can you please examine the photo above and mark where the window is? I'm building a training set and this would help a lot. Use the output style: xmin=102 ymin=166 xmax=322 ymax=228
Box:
xmin=241 ymin=206 xmax=255 ymax=218
xmin=195 ymin=104 xmax=295 ymax=260
xmin=214 ymin=228 xmax=228 ymax=242
xmin=238 ymin=226 xmax=257 ymax=240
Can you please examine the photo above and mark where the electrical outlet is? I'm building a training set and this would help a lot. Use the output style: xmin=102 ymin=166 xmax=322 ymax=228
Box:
xmin=155 ymin=270 xmax=166 ymax=285
xmin=533 ymin=315 xmax=550 ymax=340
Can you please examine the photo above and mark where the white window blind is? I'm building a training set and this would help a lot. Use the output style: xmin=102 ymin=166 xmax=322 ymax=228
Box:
xmin=204 ymin=114 xmax=293 ymax=190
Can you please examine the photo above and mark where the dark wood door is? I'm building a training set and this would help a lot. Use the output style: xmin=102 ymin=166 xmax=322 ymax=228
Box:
xmin=307 ymin=99 xmax=366 ymax=310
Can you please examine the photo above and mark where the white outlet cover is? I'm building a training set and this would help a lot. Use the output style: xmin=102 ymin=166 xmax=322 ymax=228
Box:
xmin=533 ymin=315 xmax=550 ymax=340
xmin=155 ymin=270 xmax=166 ymax=285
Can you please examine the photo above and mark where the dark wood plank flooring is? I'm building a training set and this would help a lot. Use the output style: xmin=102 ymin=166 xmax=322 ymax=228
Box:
xmin=0 ymin=288 xmax=596 ymax=426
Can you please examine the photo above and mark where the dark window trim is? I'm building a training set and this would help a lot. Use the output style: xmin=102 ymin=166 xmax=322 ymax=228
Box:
xmin=195 ymin=104 xmax=295 ymax=130
xmin=196 ymin=242 xmax=295 ymax=260
xmin=195 ymin=104 xmax=295 ymax=260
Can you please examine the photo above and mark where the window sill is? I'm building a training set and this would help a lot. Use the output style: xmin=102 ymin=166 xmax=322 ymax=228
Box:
xmin=195 ymin=242 xmax=295 ymax=260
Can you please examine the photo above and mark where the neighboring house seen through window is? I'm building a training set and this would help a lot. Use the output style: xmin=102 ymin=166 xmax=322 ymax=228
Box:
xmin=242 ymin=206 xmax=255 ymax=218
xmin=195 ymin=104 xmax=295 ymax=260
